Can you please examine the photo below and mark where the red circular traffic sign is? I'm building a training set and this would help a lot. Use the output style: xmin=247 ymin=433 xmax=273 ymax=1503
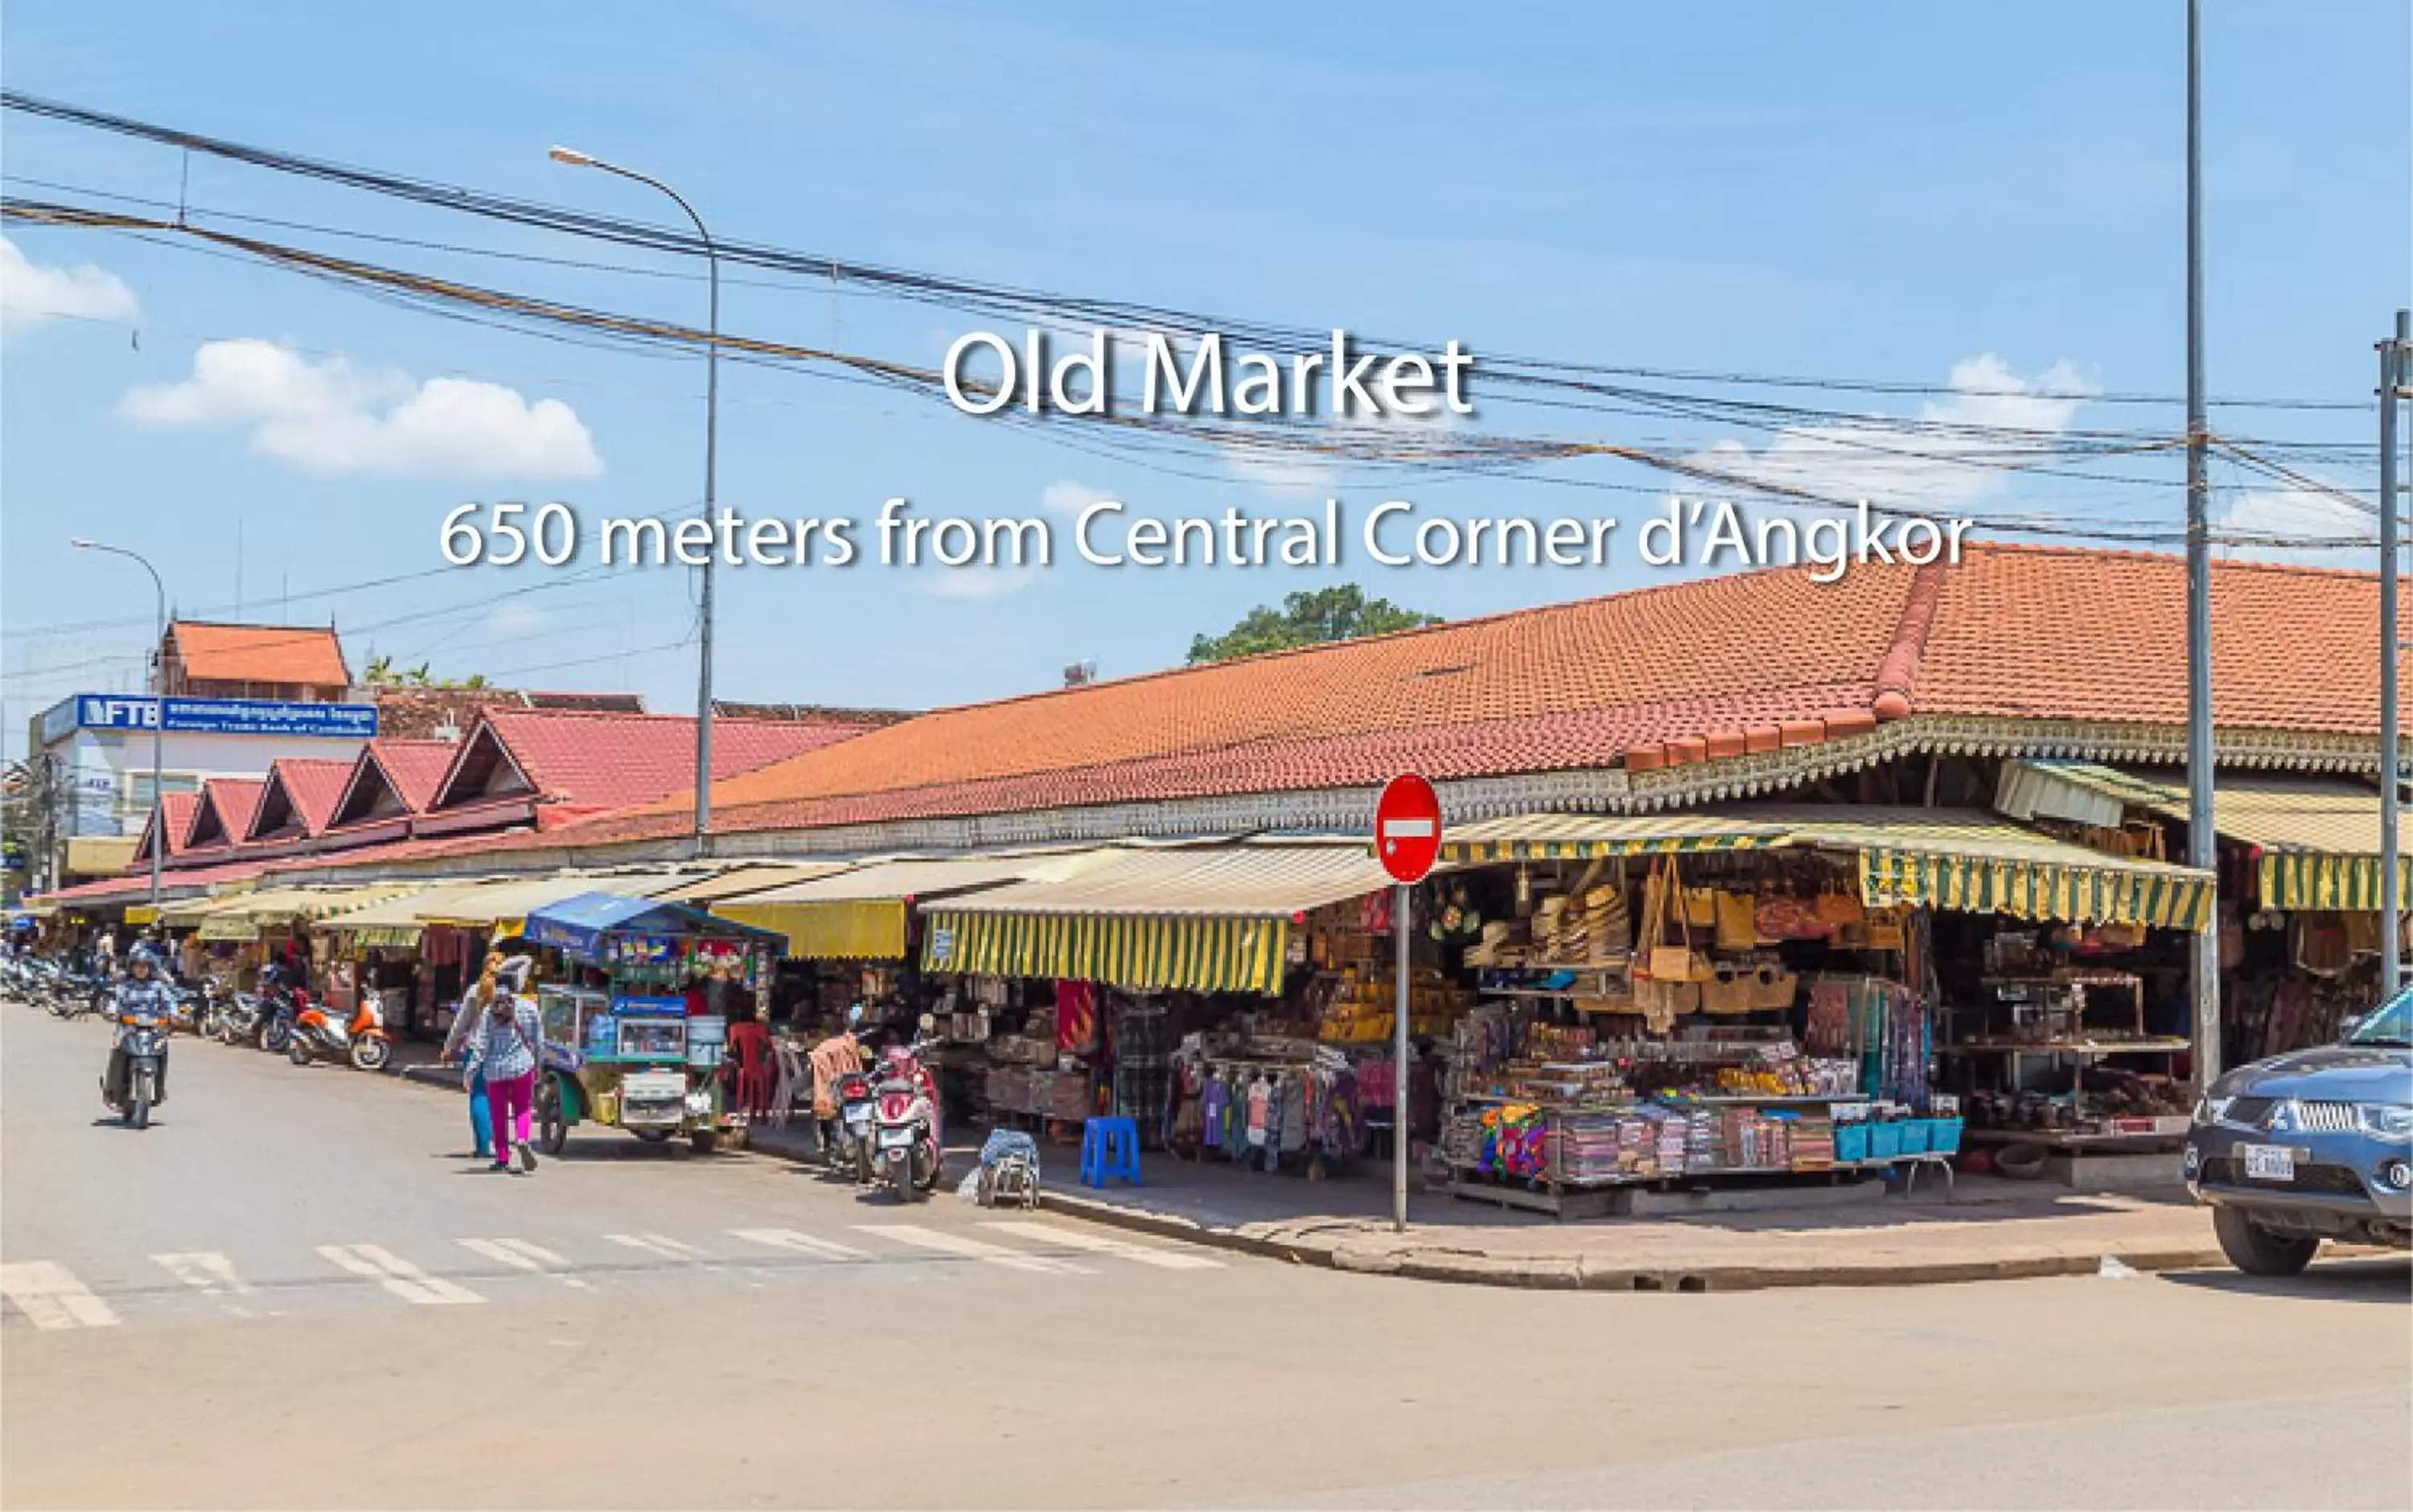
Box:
xmin=1375 ymin=774 xmax=1442 ymax=885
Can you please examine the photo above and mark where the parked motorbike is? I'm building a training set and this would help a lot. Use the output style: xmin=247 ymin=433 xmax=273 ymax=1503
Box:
xmin=287 ymin=993 xmax=392 ymax=1071
xmin=831 ymin=1068 xmax=878 ymax=1185
xmin=870 ymin=1017 xmax=943 ymax=1203
xmin=254 ymin=988 xmax=298 ymax=1054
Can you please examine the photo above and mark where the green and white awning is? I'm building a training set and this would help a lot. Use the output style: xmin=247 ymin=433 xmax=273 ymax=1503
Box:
xmin=1437 ymin=812 xmax=1794 ymax=864
xmin=923 ymin=909 xmax=1290 ymax=996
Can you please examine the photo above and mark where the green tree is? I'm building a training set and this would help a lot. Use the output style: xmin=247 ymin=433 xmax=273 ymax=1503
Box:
xmin=1186 ymin=585 xmax=1440 ymax=664
xmin=363 ymin=654 xmax=487 ymax=688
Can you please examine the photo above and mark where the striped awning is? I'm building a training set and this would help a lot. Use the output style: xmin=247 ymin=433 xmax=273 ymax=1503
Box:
xmin=351 ymin=924 xmax=425 ymax=950
xmin=923 ymin=909 xmax=1290 ymax=996
xmin=1741 ymin=807 xmax=2214 ymax=931
xmin=653 ymin=863 xmax=851 ymax=905
xmin=2000 ymin=762 xmax=2403 ymax=912
xmin=1437 ymin=812 xmax=1794 ymax=864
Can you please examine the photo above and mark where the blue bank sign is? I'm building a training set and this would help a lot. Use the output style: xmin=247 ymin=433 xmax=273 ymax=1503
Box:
xmin=51 ymin=695 xmax=378 ymax=741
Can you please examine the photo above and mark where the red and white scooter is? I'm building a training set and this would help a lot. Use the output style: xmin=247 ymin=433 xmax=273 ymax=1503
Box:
xmin=871 ymin=1017 xmax=943 ymax=1202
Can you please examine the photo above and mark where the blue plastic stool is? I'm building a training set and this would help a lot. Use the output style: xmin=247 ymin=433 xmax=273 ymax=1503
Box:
xmin=1079 ymin=1116 xmax=1143 ymax=1189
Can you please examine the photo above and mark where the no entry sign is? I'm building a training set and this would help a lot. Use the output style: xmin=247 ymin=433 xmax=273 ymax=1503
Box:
xmin=1375 ymin=774 xmax=1442 ymax=885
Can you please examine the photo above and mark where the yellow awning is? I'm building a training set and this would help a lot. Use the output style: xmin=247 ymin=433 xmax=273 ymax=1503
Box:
xmin=2000 ymin=762 xmax=2404 ymax=913
xmin=1438 ymin=812 xmax=1795 ymax=864
xmin=1741 ymin=806 xmax=2215 ymax=931
xmin=717 ymin=900 xmax=907 ymax=961
xmin=923 ymin=909 xmax=1289 ymax=996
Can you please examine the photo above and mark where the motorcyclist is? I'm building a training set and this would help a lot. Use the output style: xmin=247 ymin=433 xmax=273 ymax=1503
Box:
xmin=101 ymin=946 xmax=175 ymax=1111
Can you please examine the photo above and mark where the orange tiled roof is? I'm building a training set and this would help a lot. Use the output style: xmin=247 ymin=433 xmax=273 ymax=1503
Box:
xmin=166 ymin=621 xmax=351 ymax=688
xmin=247 ymin=758 xmax=356 ymax=840
xmin=184 ymin=776 xmax=266 ymax=851
xmin=594 ymin=543 xmax=2404 ymax=840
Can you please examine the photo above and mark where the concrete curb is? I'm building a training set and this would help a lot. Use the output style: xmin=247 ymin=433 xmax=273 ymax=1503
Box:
xmin=1030 ymin=1185 xmax=2228 ymax=1292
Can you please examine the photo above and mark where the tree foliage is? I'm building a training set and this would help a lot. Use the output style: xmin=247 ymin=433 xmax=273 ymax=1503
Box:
xmin=1186 ymin=585 xmax=1439 ymax=665
xmin=364 ymin=654 xmax=488 ymax=689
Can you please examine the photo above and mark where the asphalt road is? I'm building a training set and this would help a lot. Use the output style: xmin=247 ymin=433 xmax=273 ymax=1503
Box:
xmin=4 ymin=1000 xmax=2408 ymax=1510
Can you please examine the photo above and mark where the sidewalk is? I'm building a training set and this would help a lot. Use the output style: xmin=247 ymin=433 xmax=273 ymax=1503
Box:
xmin=382 ymin=1066 xmax=2234 ymax=1292
xmin=1024 ymin=1145 xmax=2233 ymax=1292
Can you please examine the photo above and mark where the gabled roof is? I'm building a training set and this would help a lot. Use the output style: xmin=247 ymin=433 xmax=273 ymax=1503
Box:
xmin=425 ymin=707 xmax=879 ymax=817
xmin=183 ymin=777 xmax=265 ymax=851
xmin=131 ymin=792 xmax=202 ymax=866
xmin=165 ymin=620 xmax=351 ymax=688
xmin=328 ymin=739 xmax=458 ymax=830
xmin=245 ymin=758 xmax=355 ymax=842
xmin=596 ymin=544 xmax=2405 ymax=843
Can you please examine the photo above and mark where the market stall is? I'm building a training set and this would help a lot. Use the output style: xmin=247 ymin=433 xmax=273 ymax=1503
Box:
xmin=517 ymin=890 xmax=785 ymax=1155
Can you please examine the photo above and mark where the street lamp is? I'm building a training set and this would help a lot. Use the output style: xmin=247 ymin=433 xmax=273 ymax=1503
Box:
xmin=550 ymin=144 xmax=721 ymax=857
xmin=71 ymin=538 xmax=166 ymax=912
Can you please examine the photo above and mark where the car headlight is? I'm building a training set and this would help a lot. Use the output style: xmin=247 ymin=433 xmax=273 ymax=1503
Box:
xmin=2356 ymin=1103 xmax=2413 ymax=1141
xmin=2193 ymin=1096 xmax=2233 ymax=1126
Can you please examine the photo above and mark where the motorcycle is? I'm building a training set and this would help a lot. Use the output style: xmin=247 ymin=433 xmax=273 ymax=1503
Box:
xmin=287 ymin=992 xmax=392 ymax=1071
xmin=831 ymin=1068 xmax=878 ymax=1185
xmin=869 ymin=1017 xmax=943 ymax=1203
xmin=103 ymin=1004 xmax=171 ymax=1131
xmin=257 ymin=988 xmax=299 ymax=1055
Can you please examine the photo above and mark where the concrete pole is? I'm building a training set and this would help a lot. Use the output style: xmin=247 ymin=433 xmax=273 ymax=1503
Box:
xmin=2383 ymin=310 xmax=2408 ymax=997
xmin=2183 ymin=0 xmax=2221 ymax=1093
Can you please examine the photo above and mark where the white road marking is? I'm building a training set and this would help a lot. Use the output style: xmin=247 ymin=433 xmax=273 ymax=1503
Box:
xmin=604 ymin=1233 xmax=711 ymax=1263
xmin=852 ymin=1223 xmax=1093 ymax=1276
xmin=316 ymin=1244 xmax=485 ymax=1305
xmin=458 ymin=1239 xmax=593 ymax=1290
xmin=980 ymin=1220 xmax=1224 ymax=1270
xmin=729 ymin=1227 xmax=868 ymax=1262
xmin=0 ymin=1260 xmax=120 ymax=1330
xmin=151 ymin=1251 xmax=260 ymax=1314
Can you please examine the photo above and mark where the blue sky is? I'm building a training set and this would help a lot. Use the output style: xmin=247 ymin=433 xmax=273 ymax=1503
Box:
xmin=3 ymin=2 xmax=2407 ymax=756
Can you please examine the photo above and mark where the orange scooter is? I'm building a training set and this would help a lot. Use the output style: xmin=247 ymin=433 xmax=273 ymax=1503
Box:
xmin=288 ymin=993 xmax=393 ymax=1072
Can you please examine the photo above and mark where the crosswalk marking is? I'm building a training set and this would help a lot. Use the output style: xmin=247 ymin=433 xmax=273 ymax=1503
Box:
xmin=853 ymin=1222 xmax=1093 ymax=1276
xmin=979 ymin=1220 xmax=1225 ymax=1271
xmin=604 ymin=1232 xmax=711 ymax=1263
xmin=458 ymin=1239 xmax=592 ymax=1290
xmin=729 ymin=1227 xmax=868 ymax=1262
xmin=316 ymin=1244 xmax=485 ymax=1305
xmin=152 ymin=1251 xmax=261 ymax=1313
xmin=0 ymin=1260 xmax=121 ymax=1331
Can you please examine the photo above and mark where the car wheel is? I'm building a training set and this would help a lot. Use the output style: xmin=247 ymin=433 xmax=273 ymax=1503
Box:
xmin=2213 ymin=1206 xmax=2320 ymax=1276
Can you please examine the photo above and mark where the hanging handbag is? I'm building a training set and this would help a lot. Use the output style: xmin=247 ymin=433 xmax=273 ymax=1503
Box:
xmin=1714 ymin=891 xmax=1760 ymax=951
xmin=1700 ymin=963 xmax=1757 ymax=1014
xmin=1812 ymin=881 xmax=1865 ymax=927
xmin=1642 ymin=857 xmax=1712 ymax=983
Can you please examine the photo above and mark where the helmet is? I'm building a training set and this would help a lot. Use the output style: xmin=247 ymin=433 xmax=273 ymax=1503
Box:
xmin=125 ymin=947 xmax=158 ymax=975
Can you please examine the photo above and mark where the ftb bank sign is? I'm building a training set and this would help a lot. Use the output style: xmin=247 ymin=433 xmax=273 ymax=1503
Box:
xmin=46 ymin=695 xmax=379 ymax=742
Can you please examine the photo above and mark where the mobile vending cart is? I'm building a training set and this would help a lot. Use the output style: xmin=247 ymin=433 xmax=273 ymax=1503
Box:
xmin=520 ymin=891 xmax=782 ymax=1156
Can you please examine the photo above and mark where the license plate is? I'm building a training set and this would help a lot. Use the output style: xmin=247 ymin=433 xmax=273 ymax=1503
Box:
xmin=2242 ymin=1144 xmax=2296 ymax=1181
xmin=878 ymin=1128 xmax=913 ymax=1149
xmin=845 ymin=1110 xmax=871 ymax=1129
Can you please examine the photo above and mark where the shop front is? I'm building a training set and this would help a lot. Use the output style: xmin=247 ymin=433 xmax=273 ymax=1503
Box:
xmin=1997 ymin=762 xmax=2403 ymax=1066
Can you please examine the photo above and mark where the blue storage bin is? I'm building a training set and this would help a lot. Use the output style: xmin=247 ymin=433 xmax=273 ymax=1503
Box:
xmin=1896 ymin=1120 xmax=1933 ymax=1155
xmin=1929 ymin=1117 xmax=1964 ymax=1155
xmin=1867 ymin=1122 xmax=1905 ymax=1160
xmin=1834 ymin=1124 xmax=1871 ymax=1163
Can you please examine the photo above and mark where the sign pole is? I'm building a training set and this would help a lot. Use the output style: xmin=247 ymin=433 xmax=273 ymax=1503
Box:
xmin=1393 ymin=880 xmax=1411 ymax=1232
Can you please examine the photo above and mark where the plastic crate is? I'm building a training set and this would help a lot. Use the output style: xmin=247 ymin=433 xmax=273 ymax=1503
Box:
xmin=1895 ymin=1119 xmax=1933 ymax=1156
xmin=1833 ymin=1123 xmax=1872 ymax=1163
xmin=1928 ymin=1116 xmax=1964 ymax=1155
xmin=1866 ymin=1122 xmax=1905 ymax=1160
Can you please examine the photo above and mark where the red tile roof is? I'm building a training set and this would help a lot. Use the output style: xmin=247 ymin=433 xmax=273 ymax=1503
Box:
xmin=134 ymin=792 xmax=202 ymax=864
xmin=367 ymin=739 xmax=458 ymax=814
xmin=184 ymin=777 xmax=266 ymax=850
xmin=247 ymin=758 xmax=356 ymax=840
xmin=438 ymin=707 xmax=881 ymax=815
xmin=166 ymin=620 xmax=350 ymax=688
xmin=590 ymin=544 xmax=2404 ymax=841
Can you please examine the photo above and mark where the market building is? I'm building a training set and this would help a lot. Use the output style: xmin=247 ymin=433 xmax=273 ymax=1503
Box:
xmin=28 ymin=544 xmax=2405 ymax=1213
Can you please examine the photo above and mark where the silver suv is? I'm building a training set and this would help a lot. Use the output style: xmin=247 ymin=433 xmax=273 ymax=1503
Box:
xmin=2183 ymin=988 xmax=2413 ymax=1276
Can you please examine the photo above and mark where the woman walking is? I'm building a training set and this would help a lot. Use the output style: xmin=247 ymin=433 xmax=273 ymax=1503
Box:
xmin=462 ymin=959 xmax=547 ymax=1174
xmin=443 ymin=959 xmax=501 ymax=1161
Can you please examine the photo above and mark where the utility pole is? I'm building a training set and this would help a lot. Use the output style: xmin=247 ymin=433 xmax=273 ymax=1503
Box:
xmin=2383 ymin=310 xmax=2409 ymax=998
xmin=2183 ymin=0 xmax=2220 ymax=1093
xmin=551 ymin=146 xmax=721 ymax=857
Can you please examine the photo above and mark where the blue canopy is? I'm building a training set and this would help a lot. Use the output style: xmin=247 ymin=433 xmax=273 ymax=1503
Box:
xmin=523 ymin=890 xmax=781 ymax=959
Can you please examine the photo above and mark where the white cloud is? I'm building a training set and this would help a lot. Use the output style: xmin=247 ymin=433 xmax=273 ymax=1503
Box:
xmin=118 ymin=338 xmax=602 ymax=480
xmin=2215 ymin=485 xmax=2378 ymax=566
xmin=1041 ymin=479 xmax=1118 ymax=516
xmin=0 ymin=235 xmax=140 ymax=333
xmin=1683 ymin=354 xmax=2098 ymax=511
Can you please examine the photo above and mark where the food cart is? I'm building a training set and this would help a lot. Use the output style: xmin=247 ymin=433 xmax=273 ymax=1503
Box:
xmin=519 ymin=891 xmax=781 ymax=1156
